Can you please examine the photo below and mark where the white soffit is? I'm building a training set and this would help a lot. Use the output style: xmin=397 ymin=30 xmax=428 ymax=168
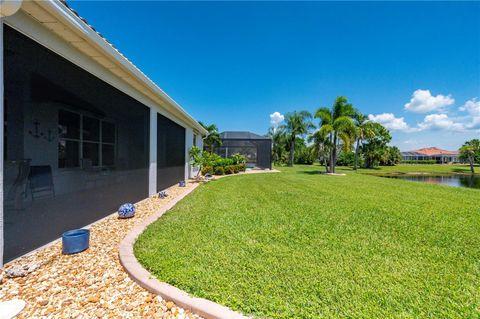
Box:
xmin=18 ymin=0 xmax=207 ymax=135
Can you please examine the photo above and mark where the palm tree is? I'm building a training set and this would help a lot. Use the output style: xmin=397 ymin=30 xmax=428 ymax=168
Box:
xmin=315 ymin=96 xmax=356 ymax=173
xmin=199 ymin=122 xmax=222 ymax=152
xmin=309 ymin=129 xmax=332 ymax=173
xmin=281 ymin=111 xmax=314 ymax=166
xmin=352 ymin=112 xmax=377 ymax=170
xmin=267 ymin=126 xmax=288 ymax=164
xmin=459 ymin=139 xmax=480 ymax=173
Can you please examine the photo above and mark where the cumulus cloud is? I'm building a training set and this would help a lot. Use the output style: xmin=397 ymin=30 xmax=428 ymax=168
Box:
xmin=404 ymin=89 xmax=454 ymax=113
xmin=456 ymin=98 xmax=480 ymax=130
xmin=467 ymin=117 xmax=480 ymax=130
xmin=418 ymin=114 xmax=464 ymax=131
xmin=368 ymin=113 xmax=411 ymax=131
xmin=460 ymin=98 xmax=480 ymax=116
xmin=269 ymin=111 xmax=284 ymax=127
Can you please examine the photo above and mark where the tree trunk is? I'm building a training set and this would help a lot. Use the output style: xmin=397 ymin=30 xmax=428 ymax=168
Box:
xmin=470 ymin=156 xmax=475 ymax=173
xmin=329 ymin=135 xmax=334 ymax=173
xmin=324 ymin=157 xmax=329 ymax=173
xmin=288 ymin=139 xmax=295 ymax=167
xmin=353 ymin=139 xmax=360 ymax=171
xmin=331 ymin=134 xmax=338 ymax=173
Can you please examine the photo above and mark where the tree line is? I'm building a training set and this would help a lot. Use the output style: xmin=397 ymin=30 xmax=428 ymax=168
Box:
xmin=267 ymin=96 xmax=401 ymax=172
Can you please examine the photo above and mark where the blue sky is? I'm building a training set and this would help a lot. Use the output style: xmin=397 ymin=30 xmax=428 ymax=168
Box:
xmin=70 ymin=1 xmax=480 ymax=150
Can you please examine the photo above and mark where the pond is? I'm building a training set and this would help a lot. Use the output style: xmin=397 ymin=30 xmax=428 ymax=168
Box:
xmin=380 ymin=174 xmax=480 ymax=189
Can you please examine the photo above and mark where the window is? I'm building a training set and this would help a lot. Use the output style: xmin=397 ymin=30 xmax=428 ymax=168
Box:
xmin=101 ymin=121 xmax=116 ymax=167
xmin=58 ymin=110 xmax=80 ymax=168
xmin=58 ymin=110 xmax=115 ymax=168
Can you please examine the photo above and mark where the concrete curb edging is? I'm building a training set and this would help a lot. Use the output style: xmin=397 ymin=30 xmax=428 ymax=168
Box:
xmin=119 ymin=182 xmax=250 ymax=319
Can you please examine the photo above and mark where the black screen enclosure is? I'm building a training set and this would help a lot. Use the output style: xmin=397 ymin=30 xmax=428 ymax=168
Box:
xmin=214 ymin=131 xmax=272 ymax=169
xmin=3 ymin=26 xmax=150 ymax=262
xmin=157 ymin=114 xmax=186 ymax=191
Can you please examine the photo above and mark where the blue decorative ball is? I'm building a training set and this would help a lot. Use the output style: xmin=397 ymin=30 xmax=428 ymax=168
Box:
xmin=158 ymin=191 xmax=168 ymax=199
xmin=118 ymin=203 xmax=135 ymax=219
xmin=179 ymin=180 xmax=186 ymax=187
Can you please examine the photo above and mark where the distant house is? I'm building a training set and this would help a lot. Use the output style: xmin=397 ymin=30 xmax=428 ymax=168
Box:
xmin=214 ymin=131 xmax=272 ymax=169
xmin=401 ymin=147 xmax=461 ymax=163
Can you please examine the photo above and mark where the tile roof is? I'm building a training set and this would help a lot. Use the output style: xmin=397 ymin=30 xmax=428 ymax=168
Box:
xmin=410 ymin=147 xmax=459 ymax=156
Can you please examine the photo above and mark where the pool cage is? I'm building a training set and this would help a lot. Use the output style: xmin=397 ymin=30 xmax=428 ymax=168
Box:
xmin=214 ymin=131 xmax=272 ymax=169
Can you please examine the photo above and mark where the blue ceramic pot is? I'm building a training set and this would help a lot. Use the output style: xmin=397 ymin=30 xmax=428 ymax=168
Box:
xmin=179 ymin=180 xmax=186 ymax=187
xmin=62 ymin=229 xmax=90 ymax=254
xmin=118 ymin=203 xmax=135 ymax=219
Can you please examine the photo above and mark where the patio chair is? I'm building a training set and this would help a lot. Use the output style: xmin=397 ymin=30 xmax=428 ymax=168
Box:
xmin=28 ymin=165 xmax=55 ymax=200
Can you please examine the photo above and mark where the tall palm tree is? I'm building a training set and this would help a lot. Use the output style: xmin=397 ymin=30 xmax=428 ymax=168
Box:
xmin=309 ymin=129 xmax=332 ymax=173
xmin=267 ymin=126 xmax=288 ymax=164
xmin=199 ymin=122 xmax=222 ymax=152
xmin=459 ymin=139 xmax=480 ymax=173
xmin=315 ymin=96 xmax=356 ymax=173
xmin=281 ymin=111 xmax=314 ymax=166
xmin=352 ymin=112 xmax=377 ymax=170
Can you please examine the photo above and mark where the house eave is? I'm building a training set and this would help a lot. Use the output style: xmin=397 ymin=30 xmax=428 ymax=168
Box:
xmin=17 ymin=0 xmax=207 ymax=136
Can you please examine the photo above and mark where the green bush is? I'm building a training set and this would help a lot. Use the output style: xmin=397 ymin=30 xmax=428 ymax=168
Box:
xmin=401 ymin=160 xmax=436 ymax=164
xmin=230 ymin=153 xmax=247 ymax=165
xmin=224 ymin=165 xmax=235 ymax=175
xmin=217 ymin=158 xmax=234 ymax=167
xmin=232 ymin=165 xmax=240 ymax=174
xmin=238 ymin=163 xmax=246 ymax=172
xmin=294 ymin=148 xmax=315 ymax=165
xmin=337 ymin=151 xmax=356 ymax=166
xmin=214 ymin=166 xmax=225 ymax=175
xmin=202 ymin=152 xmax=222 ymax=167
xmin=201 ymin=165 xmax=213 ymax=175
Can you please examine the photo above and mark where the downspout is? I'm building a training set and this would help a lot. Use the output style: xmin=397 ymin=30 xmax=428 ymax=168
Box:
xmin=0 ymin=0 xmax=23 ymax=267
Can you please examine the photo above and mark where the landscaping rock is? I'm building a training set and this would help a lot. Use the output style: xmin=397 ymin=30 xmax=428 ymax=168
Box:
xmin=0 ymin=182 xmax=202 ymax=319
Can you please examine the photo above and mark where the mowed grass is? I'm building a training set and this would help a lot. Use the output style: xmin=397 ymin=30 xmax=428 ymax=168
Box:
xmin=135 ymin=165 xmax=480 ymax=318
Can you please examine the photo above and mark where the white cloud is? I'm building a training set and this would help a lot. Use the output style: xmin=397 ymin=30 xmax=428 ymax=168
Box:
xmin=368 ymin=113 xmax=411 ymax=131
xmin=269 ymin=111 xmax=284 ymax=127
xmin=468 ymin=117 xmax=480 ymax=130
xmin=418 ymin=114 xmax=464 ymax=131
xmin=404 ymin=89 xmax=454 ymax=113
xmin=460 ymin=98 xmax=480 ymax=116
xmin=459 ymin=98 xmax=480 ymax=129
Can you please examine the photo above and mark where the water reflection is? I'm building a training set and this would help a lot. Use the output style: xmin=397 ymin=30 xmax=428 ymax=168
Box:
xmin=382 ymin=174 xmax=480 ymax=189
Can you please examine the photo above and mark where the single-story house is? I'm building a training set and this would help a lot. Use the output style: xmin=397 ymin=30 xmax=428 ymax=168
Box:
xmin=401 ymin=147 xmax=461 ymax=163
xmin=214 ymin=131 xmax=272 ymax=169
xmin=0 ymin=0 xmax=207 ymax=266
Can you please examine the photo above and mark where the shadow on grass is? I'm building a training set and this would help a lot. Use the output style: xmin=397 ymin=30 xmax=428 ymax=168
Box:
xmin=296 ymin=170 xmax=324 ymax=175
xmin=452 ymin=168 xmax=474 ymax=173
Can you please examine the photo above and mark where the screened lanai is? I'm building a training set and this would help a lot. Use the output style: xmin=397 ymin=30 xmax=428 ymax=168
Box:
xmin=214 ymin=131 xmax=272 ymax=169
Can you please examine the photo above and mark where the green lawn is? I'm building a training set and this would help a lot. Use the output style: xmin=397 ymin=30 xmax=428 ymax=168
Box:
xmin=135 ymin=165 xmax=480 ymax=318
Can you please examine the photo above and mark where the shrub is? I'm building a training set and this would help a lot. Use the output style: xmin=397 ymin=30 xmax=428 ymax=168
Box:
xmin=232 ymin=165 xmax=240 ymax=174
xmin=224 ymin=165 xmax=235 ymax=175
xmin=214 ymin=166 xmax=225 ymax=175
xmin=401 ymin=160 xmax=436 ymax=164
xmin=337 ymin=151 xmax=355 ymax=166
xmin=203 ymin=152 xmax=222 ymax=167
xmin=294 ymin=148 xmax=315 ymax=165
xmin=214 ymin=158 xmax=234 ymax=167
xmin=230 ymin=153 xmax=247 ymax=165
xmin=201 ymin=165 xmax=213 ymax=175
xmin=238 ymin=163 xmax=246 ymax=172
